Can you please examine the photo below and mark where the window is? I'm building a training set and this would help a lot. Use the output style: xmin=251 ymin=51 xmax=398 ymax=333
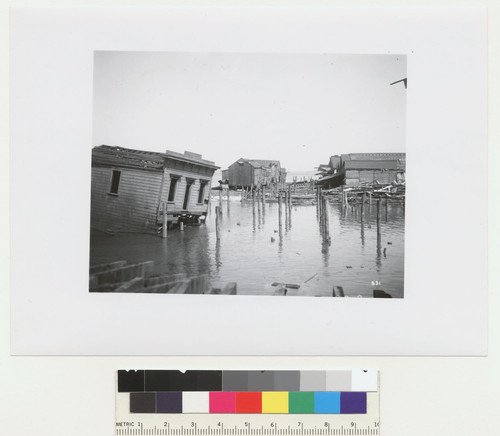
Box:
xmin=109 ymin=170 xmax=121 ymax=194
xmin=197 ymin=180 xmax=208 ymax=204
xmin=168 ymin=176 xmax=179 ymax=202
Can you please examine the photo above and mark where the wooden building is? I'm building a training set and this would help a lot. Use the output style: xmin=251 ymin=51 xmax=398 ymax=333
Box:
xmin=342 ymin=153 xmax=405 ymax=186
xmin=91 ymin=145 xmax=219 ymax=234
xmin=317 ymin=153 xmax=405 ymax=188
xmin=225 ymin=158 xmax=286 ymax=189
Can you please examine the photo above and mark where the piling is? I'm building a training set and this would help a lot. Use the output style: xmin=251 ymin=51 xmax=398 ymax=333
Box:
xmin=215 ymin=206 xmax=221 ymax=240
xmin=261 ymin=187 xmax=266 ymax=214
xmin=219 ymin=188 xmax=222 ymax=209
xmin=361 ymin=193 xmax=365 ymax=222
xmin=180 ymin=221 xmax=184 ymax=231
xmin=376 ymin=198 xmax=382 ymax=266
xmin=377 ymin=198 xmax=381 ymax=227
xmin=288 ymin=184 xmax=292 ymax=228
xmin=323 ymin=196 xmax=330 ymax=237
xmin=284 ymin=190 xmax=289 ymax=228
xmin=385 ymin=197 xmax=388 ymax=222
xmin=162 ymin=202 xmax=167 ymax=239
xmin=278 ymin=193 xmax=283 ymax=238
xmin=227 ymin=189 xmax=230 ymax=214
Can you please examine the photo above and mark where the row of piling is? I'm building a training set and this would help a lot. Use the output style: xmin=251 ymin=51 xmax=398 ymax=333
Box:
xmin=215 ymin=186 xmax=293 ymax=242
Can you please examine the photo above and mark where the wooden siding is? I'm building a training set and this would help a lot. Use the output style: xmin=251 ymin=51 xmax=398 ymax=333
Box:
xmin=91 ymin=167 xmax=163 ymax=233
xmin=345 ymin=169 xmax=401 ymax=186
xmin=228 ymin=161 xmax=253 ymax=187
xmin=163 ymin=167 xmax=212 ymax=215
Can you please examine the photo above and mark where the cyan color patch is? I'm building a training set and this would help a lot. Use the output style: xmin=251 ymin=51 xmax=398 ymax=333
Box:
xmin=314 ymin=392 xmax=340 ymax=414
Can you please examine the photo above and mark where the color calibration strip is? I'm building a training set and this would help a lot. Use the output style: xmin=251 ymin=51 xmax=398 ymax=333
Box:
xmin=129 ymin=390 xmax=367 ymax=414
xmin=118 ymin=370 xmax=376 ymax=415
xmin=118 ymin=370 xmax=377 ymax=393
xmin=116 ymin=370 xmax=380 ymax=435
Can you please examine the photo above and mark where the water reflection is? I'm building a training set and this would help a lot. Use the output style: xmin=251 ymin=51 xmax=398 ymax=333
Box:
xmin=90 ymin=197 xmax=405 ymax=298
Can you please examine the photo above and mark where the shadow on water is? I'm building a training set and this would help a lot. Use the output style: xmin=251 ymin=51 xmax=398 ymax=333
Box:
xmin=90 ymin=196 xmax=405 ymax=298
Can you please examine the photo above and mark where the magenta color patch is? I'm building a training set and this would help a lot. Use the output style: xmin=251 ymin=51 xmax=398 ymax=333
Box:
xmin=209 ymin=392 xmax=236 ymax=413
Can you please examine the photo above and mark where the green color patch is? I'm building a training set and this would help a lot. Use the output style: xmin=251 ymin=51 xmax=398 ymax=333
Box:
xmin=288 ymin=392 xmax=315 ymax=414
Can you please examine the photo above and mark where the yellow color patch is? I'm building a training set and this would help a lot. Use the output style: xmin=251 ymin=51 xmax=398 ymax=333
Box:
xmin=262 ymin=392 xmax=289 ymax=413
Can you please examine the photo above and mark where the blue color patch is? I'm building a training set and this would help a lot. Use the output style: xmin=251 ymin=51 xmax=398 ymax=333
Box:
xmin=314 ymin=392 xmax=340 ymax=414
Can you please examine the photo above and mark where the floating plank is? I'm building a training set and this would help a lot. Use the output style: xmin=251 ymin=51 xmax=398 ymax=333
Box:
xmin=89 ymin=261 xmax=127 ymax=274
xmin=271 ymin=282 xmax=301 ymax=289
xmin=89 ymin=261 xmax=154 ymax=288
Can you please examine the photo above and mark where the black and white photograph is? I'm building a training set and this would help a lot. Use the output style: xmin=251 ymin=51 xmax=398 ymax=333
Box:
xmin=10 ymin=7 xmax=487 ymax=357
xmin=89 ymin=52 xmax=406 ymax=298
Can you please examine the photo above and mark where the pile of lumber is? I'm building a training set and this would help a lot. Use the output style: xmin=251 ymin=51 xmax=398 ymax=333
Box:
xmin=89 ymin=261 xmax=236 ymax=295
xmin=323 ymin=181 xmax=405 ymax=201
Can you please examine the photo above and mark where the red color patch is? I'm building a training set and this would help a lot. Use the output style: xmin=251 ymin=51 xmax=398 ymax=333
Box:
xmin=236 ymin=392 xmax=262 ymax=413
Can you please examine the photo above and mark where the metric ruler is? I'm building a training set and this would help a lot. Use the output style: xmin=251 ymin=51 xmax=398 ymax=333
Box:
xmin=116 ymin=370 xmax=379 ymax=436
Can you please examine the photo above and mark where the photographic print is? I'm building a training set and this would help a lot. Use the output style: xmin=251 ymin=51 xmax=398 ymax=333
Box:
xmin=89 ymin=52 xmax=406 ymax=298
xmin=11 ymin=7 xmax=486 ymax=355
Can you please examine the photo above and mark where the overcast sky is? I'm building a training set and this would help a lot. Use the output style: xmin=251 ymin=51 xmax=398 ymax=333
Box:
xmin=92 ymin=51 xmax=406 ymax=172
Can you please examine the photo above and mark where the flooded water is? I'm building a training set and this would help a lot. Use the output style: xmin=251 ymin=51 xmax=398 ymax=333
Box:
xmin=90 ymin=196 xmax=405 ymax=298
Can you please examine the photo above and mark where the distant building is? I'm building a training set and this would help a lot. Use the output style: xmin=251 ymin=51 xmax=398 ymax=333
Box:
xmin=317 ymin=152 xmax=405 ymax=188
xmin=225 ymin=158 xmax=286 ymax=189
xmin=342 ymin=153 xmax=405 ymax=186
xmin=91 ymin=145 xmax=219 ymax=234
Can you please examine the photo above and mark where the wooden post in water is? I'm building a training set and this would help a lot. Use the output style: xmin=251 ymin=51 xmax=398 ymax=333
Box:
xmin=321 ymin=196 xmax=326 ymax=235
xmin=324 ymin=196 xmax=330 ymax=239
xmin=288 ymin=184 xmax=292 ymax=227
xmin=257 ymin=188 xmax=261 ymax=216
xmin=215 ymin=206 xmax=221 ymax=240
xmin=227 ymin=188 xmax=230 ymax=214
xmin=219 ymin=188 xmax=222 ymax=209
xmin=286 ymin=190 xmax=290 ymax=229
xmin=376 ymin=198 xmax=381 ymax=230
xmin=162 ymin=202 xmax=167 ymax=239
xmin=376 ymin=198 xmax=382 ymax=267
xmin=278 ymin=192 xmax=283 ymax=237
xmin=361 ymin=192 xmax=365 ymax=222
xmin=385 ymin=197 xmax=388 ymax=222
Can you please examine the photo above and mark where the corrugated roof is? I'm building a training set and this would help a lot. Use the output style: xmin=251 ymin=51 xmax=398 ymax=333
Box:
xmin=92 ymin=145 xmax=219 ymax=171
xmin=341 ymin=153 xmax=405 ymax=170
xmin=345 ymin=160 xmax=399 ymax=170
xmin=245 ymin=159 xmax=281 ymax=168
xmin=92 ymin=145 xmax=165 ymax=171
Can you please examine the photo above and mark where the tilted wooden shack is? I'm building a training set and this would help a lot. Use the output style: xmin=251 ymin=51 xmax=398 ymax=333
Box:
xmin=91 ymin=145 xmax=219 ymax=234
xmin=225 ymin=158 xmax=286 ymax=189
